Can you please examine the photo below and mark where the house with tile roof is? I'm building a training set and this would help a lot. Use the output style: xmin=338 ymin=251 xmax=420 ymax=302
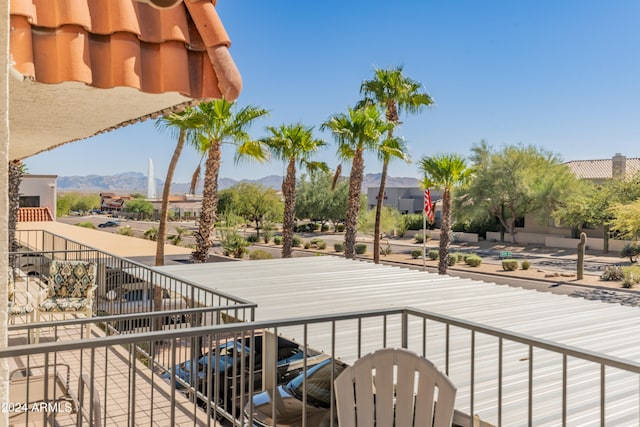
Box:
xmin=17 ymin=174 xmax=57 ymax=221
xmin=488 ymin=153 xmax=639 ymax=251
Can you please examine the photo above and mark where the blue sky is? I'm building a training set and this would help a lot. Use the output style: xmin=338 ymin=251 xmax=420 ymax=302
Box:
xmin=24 ymin=0 xmax=640 ymax=185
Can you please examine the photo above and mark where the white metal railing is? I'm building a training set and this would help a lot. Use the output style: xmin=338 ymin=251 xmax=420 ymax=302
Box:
xmin=3 ymin=307 xmax=638 ymax=426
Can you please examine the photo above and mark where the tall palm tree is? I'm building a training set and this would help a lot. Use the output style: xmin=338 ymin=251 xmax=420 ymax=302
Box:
xmin=190 ymin=99 xmax=269 ymax=263
xmin=322 ymin=105 xmax=392 ymax=259
xmin=153 ymin=107 xmax=199 ymax=266
xmin=360 ymin=66 xmax=434 ymax=263
xmin=419 ymin=154 xmax=472 ymax=274
xmin=262 ymin=124 xmax=327 ymax=258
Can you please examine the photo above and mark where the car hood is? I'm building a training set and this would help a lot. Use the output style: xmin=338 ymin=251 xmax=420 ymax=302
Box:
xmin=246 ymin=385 xmax=330 ymax=427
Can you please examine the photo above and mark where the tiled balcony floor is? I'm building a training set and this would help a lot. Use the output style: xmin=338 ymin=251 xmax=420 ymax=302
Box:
xmin=8 ymin=280 xmax=219 ymax=426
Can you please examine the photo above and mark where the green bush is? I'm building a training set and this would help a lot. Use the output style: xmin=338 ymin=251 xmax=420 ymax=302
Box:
xmin=355 ymin=244 xmax=367 ymax=255
xmin=262 ymin=230 xmax=273 ymax=244
xmin=304 ymin=241 xmax=311 ymax=249
xmin=411 ymin=249 xmax=423 ymax=259
xmin=292 ymin=235 xmax=302 ymax=247
xmin=521 ymin=260 xmax=531 ymax=270
xmin=414 ymin=233 xmax=424 ymax=244
xmin=334 ymin=242 xmax=344 ymax=252
xmin=273 ymin=235 xmax=283 ymax=245
xmin=117 ymin=226 xmax=133 ymax=236
xmin=221 ymin=232 xmax=249 ymax=258
xmin=336 ymin=224 xmax=345 ymax=232
xmin=465 ymin=254 xmax=482 ymax=267
xmin=621 ymin=242 xmax=640 ymax=263
xmin=76 ymin=221 xmax=96 ymax=229
xmin=451 ymin=252 xmax=465 ymax=263
xmin=249 ymin=249 xmax=273 ymax=260
xmin=621 ymin=265 xmax=640 ymax=288
xmin=309 ymin=238 xmax=326 ymax=249
xmin=428 ymin=250 xmax=439 ymax=260
xmin=502 ymin=259 xmax=518 ymax=271
xmin=143 ymin=227 xmax=158 ymax=241
xmin=321 ymin=223 xmax=330 ymax=232
xmin=404 ymin=214 xmax=424 ymax=230
xmin=447 ymin=254 xmax=458 ymax=266
xmin=246 ymin=234 xmax=259 ymax=243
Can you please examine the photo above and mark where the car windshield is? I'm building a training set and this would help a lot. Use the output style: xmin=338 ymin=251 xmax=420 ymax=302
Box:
xmin=286 ymin=359 xmax=346 ymax=408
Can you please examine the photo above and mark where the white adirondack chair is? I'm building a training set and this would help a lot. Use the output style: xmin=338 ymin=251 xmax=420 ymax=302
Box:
xmin=334 ymin=347 xmax=457 ymax=427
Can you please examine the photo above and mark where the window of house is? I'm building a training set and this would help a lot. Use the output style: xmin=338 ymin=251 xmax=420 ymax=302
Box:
xmin=514 ymin=216 xmax=525 ymax=228
xmin=19 ymin=196 xmax=40 ymax=207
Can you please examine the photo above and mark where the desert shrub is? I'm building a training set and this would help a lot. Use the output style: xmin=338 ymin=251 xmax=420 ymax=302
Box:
xmin=336 ymin=224 xmax=345 ymax=232
xmin=321 ymin=223 xmax=330 ymax=232
xmin=117 ymin=226 xmax=133 ymax=236
xmin=355 ymin=244 xmax=367 ymax=255
xmin=502 ymin=259 xmax=518 ymax=271
xmin=143 ymin=227 xmax=158 ymax=241
xmin=404 ymin=214 xmax=424 ymax=230
xmin=262 ymin=230 xmax=273 ymax=243
xmin=76 ymin=222 xmax=96 ymax=229
xmin=249 ymin=249 xmax=273 ymax=260
xmin=621 ymin=242 xmax=640 ymax=263
xmin=309 ymin=238 xmax=327 ymax=250
xmin=221 ymin=233 xmax=249 ymax=258
xmin=428 ymin=250 xmax=439 ymax=260
xmin=447 ymin=254 xmax=458 ymax=266
xmin=600 ymin=266 xmax=624 ymax=281
xmin=414 ymin=233 xmax=424 ymax=244
xmin=304 ymin=241 xmax=311 ymax=249
xmin=292 ymin=235 xmax=303 ymax=247
xmin=451 ymin=252 xmax=465 ymax=263
xmin=380 ymin=245 xmax=392 ymax=256
xmin=334 ymin=242 xmax=344 ymax=252
xmin=521 ymin=260 xmax=531 ymax=270
xmin=465 ymin=255 xmax=482 ymax=267
xmin=246 ymin=234 xmax=259 ymax=243
xmin=621 ymin=265 xmax=640 ymax=288
xmin=273 ymin=235 xmax=283 ymax=245
xmin=411 ymin=249 xmax=423 ymax=259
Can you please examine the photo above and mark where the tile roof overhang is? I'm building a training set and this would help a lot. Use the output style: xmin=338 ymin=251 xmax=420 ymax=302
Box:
xmin=8 ymin=0 xmax=242 ymax=160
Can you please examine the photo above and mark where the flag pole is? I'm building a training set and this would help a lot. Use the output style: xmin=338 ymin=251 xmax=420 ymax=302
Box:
xmin=422 ymin=210 xmax=426 ymax=271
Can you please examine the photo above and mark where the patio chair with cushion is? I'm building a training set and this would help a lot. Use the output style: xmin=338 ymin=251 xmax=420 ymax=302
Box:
xmin=334 ymin=347 xmax=457 ymax=427
xmin=8 ymin=270 xmax=34 ymax=324
xmin=36 ymin=260 xmax=97 ymax=340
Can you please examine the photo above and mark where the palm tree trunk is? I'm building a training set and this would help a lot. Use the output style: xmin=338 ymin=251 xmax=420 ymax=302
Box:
xmin=156 ymin=129 xmax=186 ymax=266
xmin=8 ymin=160 xmax=22 ymax=254
xmin=345 ymin=150 xmax=365 ymax=259
xmin=373 ymin=158 xmax=389 ymax=264
xmin=438 ymin=188 xmax=451 ymax=274
xmin=193 ymin=142 xmax=221 ymax=263
xmin=282 ymin=158 xmax=297 ymax=258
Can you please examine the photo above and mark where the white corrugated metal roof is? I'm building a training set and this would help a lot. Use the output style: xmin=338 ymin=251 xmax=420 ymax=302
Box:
xmin=157 ymin=257 xmax=640 ymax=425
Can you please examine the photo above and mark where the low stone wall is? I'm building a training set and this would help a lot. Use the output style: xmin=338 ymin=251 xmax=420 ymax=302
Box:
xmin=486 ymin=231 xmax=626 ymax=255
xmin=428 ymin=230 xmax=479 ymax=243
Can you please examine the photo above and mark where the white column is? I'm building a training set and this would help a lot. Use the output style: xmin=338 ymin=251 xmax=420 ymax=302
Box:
xmin=0 ymin=0 xmax=11 ymax=423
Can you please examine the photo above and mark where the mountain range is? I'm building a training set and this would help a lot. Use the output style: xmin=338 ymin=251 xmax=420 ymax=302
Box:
xmin=56 ymin=172 xmax=420 ymax=194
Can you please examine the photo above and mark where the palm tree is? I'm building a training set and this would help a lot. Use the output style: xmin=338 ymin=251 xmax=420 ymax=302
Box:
xmin=153 ymin=108 xmax=199 ymax=266
xmin=419 ymin=154 xmax=472 ymax=274
xmin=190 ymin=100 xmax=269 ymax=263
xmin=360 ymin=66 xmax=434 ymax=263
xmin=322 ymin=105 xmax=392 ymax=258
xmin=262 ymin=124 xmax=327 ymax=258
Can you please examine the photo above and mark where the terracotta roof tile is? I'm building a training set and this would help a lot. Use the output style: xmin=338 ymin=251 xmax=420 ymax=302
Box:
xmin=565 ymin=158 xmax=640 ymax=180
xmin=10 ymin=0 xmax=236 ymax=99
xmin=18 ymin=207 xmax=54 ymax=222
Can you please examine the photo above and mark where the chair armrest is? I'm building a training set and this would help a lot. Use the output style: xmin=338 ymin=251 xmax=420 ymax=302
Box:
xmin=86 ymin=285 xmax=97 ymax=301
xmin=37 ymin=288 xmax=50 ymax=304
xmin=24 ymin=291 xmax=34 ymax=307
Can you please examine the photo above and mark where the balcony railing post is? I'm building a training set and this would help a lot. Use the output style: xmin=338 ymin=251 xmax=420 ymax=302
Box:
xmin=401 ymin=310 xmax=408 ymax=349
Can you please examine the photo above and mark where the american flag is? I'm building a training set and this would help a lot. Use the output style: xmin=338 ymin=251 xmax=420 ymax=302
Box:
xmin=424 ymin=189 xmax=435 ymax=223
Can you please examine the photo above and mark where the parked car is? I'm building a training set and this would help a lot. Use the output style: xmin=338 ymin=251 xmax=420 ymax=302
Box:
xmin=244 ymin=357 xmax=347 ymax=427
xmin=97 ymin=286 xmax=188 ymax=329
xmin=167 ymin=334 xmax=329 ymax=414
xmin=98 ymin=220 xmax=120 ymax=228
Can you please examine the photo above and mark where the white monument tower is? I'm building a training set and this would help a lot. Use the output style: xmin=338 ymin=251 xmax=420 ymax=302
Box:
xmin=147 ymin=158 xmax=157 ymax=199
